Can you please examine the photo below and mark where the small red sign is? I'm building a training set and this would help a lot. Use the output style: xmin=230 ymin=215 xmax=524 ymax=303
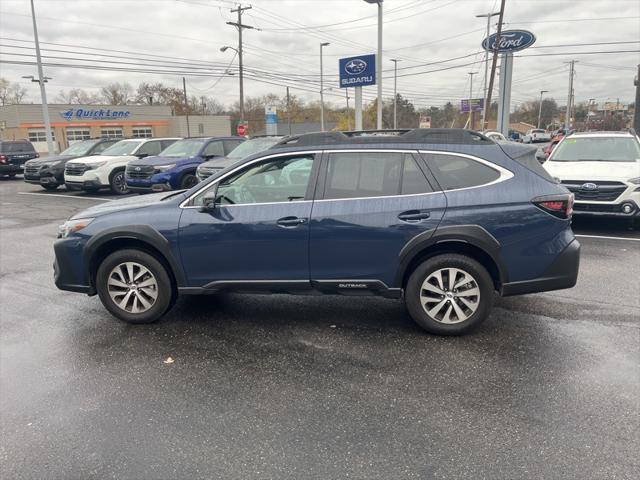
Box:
xmin=236 ymin=123 xmax=247 ymax=136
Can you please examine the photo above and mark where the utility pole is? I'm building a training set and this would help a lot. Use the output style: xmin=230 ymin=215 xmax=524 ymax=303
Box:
xmin=537 ymin=90 xmax=548 ymax=129
xmin=182 ymin=77 xmax=191 ymax=137
xmin=485 ymin=0 xmax=506 ymax=126
xmin=468 ymin=72 xmax=477 ymax=130
xmin=391 ymin=59 xmax=400 ymax=129
xmin=29 ymin=0 xmax=54 ymax=155
xmin=227 ymin=4 xmax=254 ymax=126
xmin=286 ymin=87 xmax=292 ymax=136
xmin=476 ymin=11 xmax=499 ymax=130
xmin=345 ymin=89 xmax=351 ymax=130
xmin=633 ymin=64 xmax=640 ymax=132
xmin=566 ymin=60 xmax=576 ymax=128
xmin=320 ymin=42 xmax=330 ymax=132
xmin=364 ymin=0 xmax=383 ymax=129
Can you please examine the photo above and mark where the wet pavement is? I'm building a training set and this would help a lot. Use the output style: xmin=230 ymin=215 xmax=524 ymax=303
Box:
xmin=1 ymin=178 xmax=639 ymax=479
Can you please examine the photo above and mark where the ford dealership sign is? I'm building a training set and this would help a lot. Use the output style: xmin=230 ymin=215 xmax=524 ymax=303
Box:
xmin=482 ymin=30 xmax=536 ymax=52
xmin=339 ymin=54 xmax=376 ymax=88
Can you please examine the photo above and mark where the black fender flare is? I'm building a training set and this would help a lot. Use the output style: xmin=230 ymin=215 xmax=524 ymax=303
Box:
xmin=394 ymin=224 xmax=508 ymax=287
xmin=83 ymin=225 xmax=186 ymax=287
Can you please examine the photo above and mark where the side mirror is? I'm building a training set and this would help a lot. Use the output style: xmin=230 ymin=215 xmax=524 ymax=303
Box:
xmin=136 ymin=153 xmax=149 ymax=159
xmin=203 ymin=154 xmax=220 ymax=160
xmin=200 ymin=187 xmax=219 ymax=211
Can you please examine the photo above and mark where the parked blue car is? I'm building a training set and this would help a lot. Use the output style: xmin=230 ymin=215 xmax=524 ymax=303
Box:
xmin=54 ymin=129 xmax=580 ymax=335
xmin=125 ymin=136 xmax=245 ymax=192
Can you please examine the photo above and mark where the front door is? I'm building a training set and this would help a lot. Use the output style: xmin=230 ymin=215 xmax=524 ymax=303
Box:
xmin=309 ymin=151 xmax=447 ymax=288
xmin=178 ymin=153 xmax=318 ymax=287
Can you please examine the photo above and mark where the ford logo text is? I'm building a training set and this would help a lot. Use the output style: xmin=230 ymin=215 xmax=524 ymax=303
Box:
xmin=482 ymin=30 xmax=536 ymax=52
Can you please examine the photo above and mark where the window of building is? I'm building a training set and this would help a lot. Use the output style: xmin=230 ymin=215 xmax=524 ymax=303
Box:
xmin=324 ymin=152 xmax=431 ymax=200
xmin=101 ymin=128 xmax=123 ymax=139
xmin=198 ymin=123 xmax=204 ymax=135
xmin=28 ymin=130 xmax=56 ymax=142
xmin=423 ymin=153 xmax=501 ymax=190
xmin=66 ymin=129 xmax=91 ymax=142
xmin=132 ymin=127 xmax=153 ymax=138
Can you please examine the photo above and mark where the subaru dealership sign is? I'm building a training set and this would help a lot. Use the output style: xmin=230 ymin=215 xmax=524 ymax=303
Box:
xmin=339 ymin=54 xmax=376 ymax=88
xmin=482 ymin=30 xmax=536 ymax=52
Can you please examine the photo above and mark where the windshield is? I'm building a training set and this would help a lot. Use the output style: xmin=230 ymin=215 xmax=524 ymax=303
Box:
xmin=100 ymin=140 xmax=144 ymax=156
xmin=160 ymin=139 xmax=206 ymax=158
xmin=550 ymin=137 xmax=640 ymax=162
xmin=227 ymin=137 xmax=280 ymax=160
xmin=61 ymin=140 xmax=100 ymax=156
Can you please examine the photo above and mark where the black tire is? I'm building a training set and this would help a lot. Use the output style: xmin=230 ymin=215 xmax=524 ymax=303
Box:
xmin=96 ymin=249 xmax=175 ymax=324
xmin=179 ymin=172 xmax=198 ymax=190
xmin=8 ymin=173 xmax=17 ymax=178
xmin=42 ymin=184 xmax=59 ymax=191
xmin=405 ymin=254 xmax=495 ymax=336
xmin=109 ymin=169 xmax=129 ymax=195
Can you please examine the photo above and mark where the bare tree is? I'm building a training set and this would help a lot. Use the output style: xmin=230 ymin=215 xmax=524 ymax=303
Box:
xmin=0 ymin=78 xmax=28 ymax=105
xmin=100 ymin=82 xmax=133 ymax=105
xmin=56 ymin=88 xmax=102 ymax=104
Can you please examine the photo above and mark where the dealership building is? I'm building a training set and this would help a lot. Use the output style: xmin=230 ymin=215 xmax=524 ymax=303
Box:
xmin=0 ymin=104 xmax=232 ymax=155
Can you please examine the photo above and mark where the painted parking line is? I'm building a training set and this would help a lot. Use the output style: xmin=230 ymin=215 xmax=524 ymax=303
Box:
xmin=575 ymin=234 xmax=640 ymax=242
xmin=18 ymin=192 xmax=114 ymax=202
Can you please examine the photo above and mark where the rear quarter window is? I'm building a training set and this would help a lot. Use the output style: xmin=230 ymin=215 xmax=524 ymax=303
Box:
xmin=423 ymin=153 xmax=500 ymax=190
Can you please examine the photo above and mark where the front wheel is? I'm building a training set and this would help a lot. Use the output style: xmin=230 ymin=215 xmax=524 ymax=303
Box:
xmin=110 ymin=170 xmax=129 ymax=195
xmin=96 ymin=249 xmax=175 ymax=324
xmin=405 ymin=254 xmax=495 ymax=335
xmin=179 ymin=172 xmax=198 ymax=190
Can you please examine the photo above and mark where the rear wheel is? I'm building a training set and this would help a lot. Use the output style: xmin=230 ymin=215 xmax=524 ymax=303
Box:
xmin=179 ymin=172 xmax=198 ymax=190
xmin=96 ymin=249 xmax=175 ymax=324
xmin=110 ymin=170 xmax=129 ymax=195
xmin=405 ymin=254 xmax=494 ymax=335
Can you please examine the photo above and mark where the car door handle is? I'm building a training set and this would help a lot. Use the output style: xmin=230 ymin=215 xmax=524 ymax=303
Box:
xmin=398 ymin=210 xmax=431 ymax=222
xmin=276 ymin=216 xmax=308 ymax=228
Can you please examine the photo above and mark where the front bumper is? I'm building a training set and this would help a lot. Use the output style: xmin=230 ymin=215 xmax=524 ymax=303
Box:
xmin=53 ymin=238 xmax=95 ymax=295
xmin=0 ymin=164 xmax=24 ymax=174
xmin=573 ymin=199 xmax=639 ymax=217
xmin=501 ymin=239 xmax=580 ymax=296
xmin=126 ymin=172 xmax=174 ymax=193
xmin=24 ymin=168 xmax=64 ymax=186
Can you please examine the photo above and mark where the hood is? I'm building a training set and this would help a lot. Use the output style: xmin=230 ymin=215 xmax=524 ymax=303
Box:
xmin=199 ymin=155 xmax=238 ymax=170
xmin=71 ymin=191 xmax=186 ymax=219
xmin=67 ymin=154 xmax=136 ymax=165
xmin=544 ymin=160 xmax=640 ymax=181
xmin=26 ymin=154 xmax=74 ymax=166
xmin=129 ymin=155 xmax=195 ymax=167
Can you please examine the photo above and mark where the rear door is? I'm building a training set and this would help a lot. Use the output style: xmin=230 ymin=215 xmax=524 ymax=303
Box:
xmin=309 ymin=150 xmax=447 ymax=289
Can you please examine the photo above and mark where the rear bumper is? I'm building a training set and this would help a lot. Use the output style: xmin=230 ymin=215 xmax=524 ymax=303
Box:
xmin=0 ymin=164 xmax=23 ymax=174
xmin=501 ymin=239 xmax=580 ymax=296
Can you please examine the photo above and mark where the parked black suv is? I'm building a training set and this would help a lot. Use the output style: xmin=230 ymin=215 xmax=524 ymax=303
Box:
xmin=0 ymin=140 xmax=39 ymax=177
xmin=24 ymin=138 xmax=118 ymax=190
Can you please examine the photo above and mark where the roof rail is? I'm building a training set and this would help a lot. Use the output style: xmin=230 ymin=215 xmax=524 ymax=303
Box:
xmin=272 ymin=128 xmax=493 ymax=148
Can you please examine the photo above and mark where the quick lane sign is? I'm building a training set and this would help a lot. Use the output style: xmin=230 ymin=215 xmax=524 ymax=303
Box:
xmin=59 ymin=108 xmax=131 ymax=121
xmin=339 ymin=54 xmax=376 ymax=88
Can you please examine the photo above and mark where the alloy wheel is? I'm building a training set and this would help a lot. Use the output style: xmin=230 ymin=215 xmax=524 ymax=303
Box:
xmin=113 ymin=172 xmax=128 ymax=193
xmin=420 ymin=268 xmax=480 ymax=324
xmin=107 ymin=262 xmax=158 ymax=313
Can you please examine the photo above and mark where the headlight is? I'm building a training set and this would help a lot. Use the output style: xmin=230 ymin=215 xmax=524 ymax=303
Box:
xmin=154 ymin=164 xmax=176 ymax=172
xmin=628 ymin=177 xmax=640 ymax=185
xmin=86 ymin=161 xmax=108 ymax=170
xmin=58 ymin=218 xmax=94 ymax=238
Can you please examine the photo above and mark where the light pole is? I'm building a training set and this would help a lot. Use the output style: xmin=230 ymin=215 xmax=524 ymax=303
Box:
xmin=320 ymin=42 xmax=330 ymax=132
xmin=364 ymin=0 xmax=383 ymax=129
xmin=476 ymin=11 xmax=499 ymax=131
xmin=537 ymin=90 xmax=548 ymax=129
xmin=29 ymin=0 xmax=55 ymax=155
xmin=468 ymin=71 xmax=477 ymax=130
xmin=390 ymin=59 xmax=400 ymax=129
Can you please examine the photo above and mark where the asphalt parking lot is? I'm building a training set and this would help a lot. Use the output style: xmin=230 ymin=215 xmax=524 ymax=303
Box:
xmin=1 ymin=177 xmax=639 ymax=479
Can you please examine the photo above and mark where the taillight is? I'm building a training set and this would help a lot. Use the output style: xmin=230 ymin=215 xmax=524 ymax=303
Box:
xmin=0 ymin=154 xmax=6 ymax=164
xmin=35 ymin=153 xmax=40 ymax=158
xmin=533 ymin=193 xmax=574 ymax=219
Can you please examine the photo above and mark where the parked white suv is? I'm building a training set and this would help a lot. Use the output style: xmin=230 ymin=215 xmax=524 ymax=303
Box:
xmin=522 ymin=129 xmax=551 ymax=144
xmin=64 ymin=138 xmax=180 ymax=194
xmin=544 ymin=131 xmax=640 ymax=218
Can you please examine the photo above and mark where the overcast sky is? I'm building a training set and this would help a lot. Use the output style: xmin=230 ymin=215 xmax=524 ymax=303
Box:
xmin=1 ymin=0 xmax=639 ymax=110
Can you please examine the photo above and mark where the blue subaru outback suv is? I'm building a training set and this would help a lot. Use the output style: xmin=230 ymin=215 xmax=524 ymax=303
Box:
xmin=54 ymin=129 xmax=580 ymax=335
xmin=125 ymin=136 xmax=244 ymax=192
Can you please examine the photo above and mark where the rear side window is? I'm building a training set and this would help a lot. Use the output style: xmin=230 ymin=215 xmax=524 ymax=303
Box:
xmin=223 ymin=139 xmax=244 ymax=154
xmin=423 ymin=153 xmax=500 ymax=190
xmin=1 ymin=142 xmax=35 ymax=153
xmin=323 ymin=152 xmax=432 ymax=199
xmin=203 ymin=141 xmax=225 ymax=157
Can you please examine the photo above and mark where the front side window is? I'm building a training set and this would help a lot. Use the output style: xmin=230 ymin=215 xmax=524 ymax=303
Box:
xmin=323 ymin=152 xmax=431 ymax=199
xmin=550 ymin=137 xmax=640 ymax=162
xmin=223 ymin=139 xmax=245 ymax=154
xmin=137 ymin=141 xmax=162 ymax=156
xmin=161 ymin=139 xmax=206 ymax=158
xmin=202 ymin=141 xmax=225 ymax=157
xmin=424 ymin=153 xmax=500 ymax=190
xmin=193 ymin=155 xmax=314 ymax=206
xmin=61 ymin=139 xmax=101 ymax=156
